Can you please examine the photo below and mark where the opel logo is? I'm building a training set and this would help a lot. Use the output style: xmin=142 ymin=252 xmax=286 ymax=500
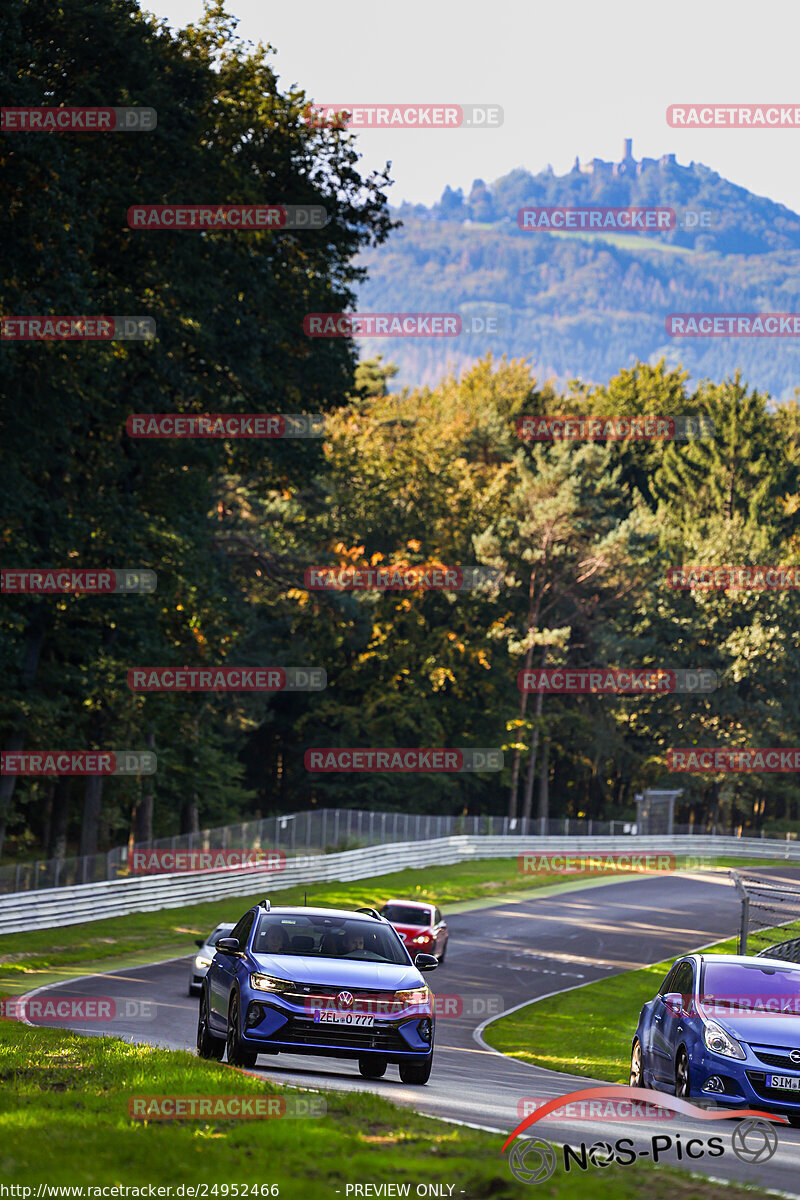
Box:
xmin=336 ymin=990 xmax=354 ymax=1009
xmin=790 ymin=1049 xmax=800 ymax=1064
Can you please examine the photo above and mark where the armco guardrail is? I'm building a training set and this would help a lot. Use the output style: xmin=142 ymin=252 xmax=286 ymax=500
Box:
xmin=1 ymin=834 xmax=799 ymax=935
xmin=757 ymin=937 xmax=800 ymax=964
xmin=6 ymin=807 xmax=786 ymax=894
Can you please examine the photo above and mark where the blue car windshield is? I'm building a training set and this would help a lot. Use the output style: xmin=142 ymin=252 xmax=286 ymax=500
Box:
xmin=253 ymin=915 xmax=408 ymax=964
xmin=701 ymin=961 xmax=800 ymax=1010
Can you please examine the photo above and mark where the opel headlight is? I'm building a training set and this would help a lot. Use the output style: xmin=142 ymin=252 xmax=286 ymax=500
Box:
xmin=195 ymin=955 xmax=212 ymax=969
xmin=412 ymin=934 xmax=432 ymax=944
xmin=250 ymin=972 xmax=293 ymax=993
xmin=395 ymin=986 xmax=430 ymax=1007
xmin=703 ymin=1020 xmax=746 ymax=1059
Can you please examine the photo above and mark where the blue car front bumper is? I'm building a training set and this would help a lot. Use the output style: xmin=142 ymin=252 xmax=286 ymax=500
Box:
xmin=686 ymin=1039 xmax=800 ymax=1115
xmin=238 ymin=993 xmax=434 ymax=1062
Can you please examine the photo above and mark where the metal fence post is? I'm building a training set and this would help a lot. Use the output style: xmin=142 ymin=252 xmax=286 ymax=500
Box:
xmin=731 ymin=872 xmax=750 ymax=954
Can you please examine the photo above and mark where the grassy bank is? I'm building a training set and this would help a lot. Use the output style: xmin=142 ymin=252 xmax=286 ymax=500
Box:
xmin=0 ymin=1018 xmax=759 ymax=1197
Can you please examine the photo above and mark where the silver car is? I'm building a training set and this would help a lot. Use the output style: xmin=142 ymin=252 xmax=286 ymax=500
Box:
xmin=188 ymin=923 xmax=235 ymax=996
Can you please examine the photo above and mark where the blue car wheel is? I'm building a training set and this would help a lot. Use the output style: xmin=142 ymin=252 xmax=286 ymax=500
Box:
xmin=197 ymin=988 xmax=225 ymax=1061
xmin=226 ymin=992 xmax=257 ymax=1069
xmin=358 ymin=1056 xmax=388 ymax=1079
xmin=398 ymin=1054 xmax=433 ymax=1084
xmin=630 ymin=1037 xmax=644 ymax=1087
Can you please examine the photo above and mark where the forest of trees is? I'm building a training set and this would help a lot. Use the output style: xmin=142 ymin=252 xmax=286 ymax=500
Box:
xmin=1 ymin=0 xmax=799 ymax=864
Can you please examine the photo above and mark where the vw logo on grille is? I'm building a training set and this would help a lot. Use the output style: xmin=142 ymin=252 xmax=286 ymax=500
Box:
xmin=790 ymin=1049 xmax=800 ymax=1064
xmin=336 ymin=990 xmax=354 ymax=1009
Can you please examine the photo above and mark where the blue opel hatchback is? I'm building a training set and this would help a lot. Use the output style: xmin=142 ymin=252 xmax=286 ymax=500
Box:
xmin=197 ymin=901 xmax=438 ymax=1083
xmin=630 ymin=953 xmax=800 ymax=1124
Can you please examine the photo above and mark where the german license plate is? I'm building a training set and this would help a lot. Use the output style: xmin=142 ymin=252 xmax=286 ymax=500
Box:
xmin=313 ymin=1010 xmax=374 ymax=1026
xmin=767 ymin=1074 xmax=800 ymax=1090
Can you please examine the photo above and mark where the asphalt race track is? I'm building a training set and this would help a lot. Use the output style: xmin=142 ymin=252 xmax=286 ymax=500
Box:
xmin=23 ymin=868 xmax=800 ymax=1194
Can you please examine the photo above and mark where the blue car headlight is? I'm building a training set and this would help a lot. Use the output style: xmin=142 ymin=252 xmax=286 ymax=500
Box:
xmin=703 ymin=1020 xmax=746 ymax=1060
xmin=250 ymin=973 xmax=293 ymax=994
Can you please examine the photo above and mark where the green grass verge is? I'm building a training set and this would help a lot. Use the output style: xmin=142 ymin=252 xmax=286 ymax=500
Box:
xmin=0 ymin=855 xmax=788 ymax=991
xmin=482 ymin=923 xmax=800 ymax=1082
xmin=0 ymin=1019 xmax=761 ymax=1196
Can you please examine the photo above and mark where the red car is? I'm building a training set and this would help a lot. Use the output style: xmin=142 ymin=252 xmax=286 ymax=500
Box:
xmin=380 ymin=899 xmax=448 ymax=963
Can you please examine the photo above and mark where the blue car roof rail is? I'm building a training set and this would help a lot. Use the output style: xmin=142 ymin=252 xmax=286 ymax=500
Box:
xmin=355 ymin=907 xmax=383 ymax=920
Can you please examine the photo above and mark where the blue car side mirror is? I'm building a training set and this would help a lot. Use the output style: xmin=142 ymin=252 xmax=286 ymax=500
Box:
xmin=415 ymin=953 xmax=439 ymax=971
xmin=215 ymin=937 xmax=241 ymax=953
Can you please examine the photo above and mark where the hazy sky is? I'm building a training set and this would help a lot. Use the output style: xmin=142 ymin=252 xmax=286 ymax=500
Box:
xmin=143 ymin=0 xmax=800 ymax=214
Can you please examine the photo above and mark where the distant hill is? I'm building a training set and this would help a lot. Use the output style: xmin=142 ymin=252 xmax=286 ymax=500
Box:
xmin=356 ymin=140 xmax=800 ymax=398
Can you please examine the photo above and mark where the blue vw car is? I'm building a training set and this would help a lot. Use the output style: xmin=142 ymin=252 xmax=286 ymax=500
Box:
xmin=197 ymin=900 xmax=438 ymax=1083
xmin=630 ymin=953 xmax=800 ymax=1124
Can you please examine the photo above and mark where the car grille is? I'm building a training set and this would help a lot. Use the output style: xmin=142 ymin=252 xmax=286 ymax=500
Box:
xmin=746 ymin=1070 xmax=800 ymax=1101
xmin=751 ymin=1047 xmax=800 ymax=1069
xmin=268 ymin=1016 xmax=407 ymax=1052
xmin=283 ymin=986 xmax=405 ymax=1015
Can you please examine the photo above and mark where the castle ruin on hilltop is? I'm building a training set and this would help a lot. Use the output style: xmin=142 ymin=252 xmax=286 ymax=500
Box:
xmin=572 ymin=138 xmax=676 ymax=176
